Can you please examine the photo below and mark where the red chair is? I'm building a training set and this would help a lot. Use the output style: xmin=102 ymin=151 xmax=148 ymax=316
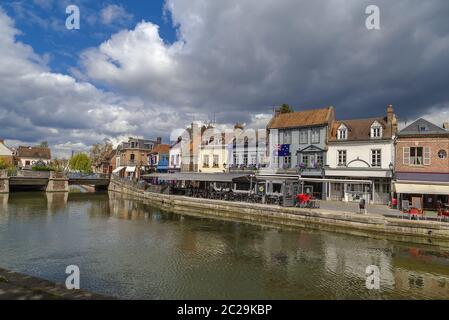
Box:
xmin=438 ymin=208 xmax=449 ymax=222
xmin=407 ymin=208 xmax=424 ymax=220
xmin=296 ymin=194 xmax=312 ymax=208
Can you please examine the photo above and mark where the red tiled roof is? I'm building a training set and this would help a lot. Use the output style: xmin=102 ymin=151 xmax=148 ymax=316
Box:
xmin=17 ymin=146 xmax=51 ymax=159
xmin=151 ymin=144 xmax=170 ymax=154
xmin=267 ymin=106 xmax=334 ymax=129
xmin=329 ymin=117 xmax=393 ymax=141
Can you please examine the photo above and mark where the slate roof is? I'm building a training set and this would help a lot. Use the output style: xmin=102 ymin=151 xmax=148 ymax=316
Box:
xmin=267 ymin=106 xmax=334 ymax=129
xmin=329 ymin=117 xmax=394 ymax=142
xmin=398 ymin=118 xmax=449 ymax=136
xmin=17 ymin=146 xmax=51 ymax=159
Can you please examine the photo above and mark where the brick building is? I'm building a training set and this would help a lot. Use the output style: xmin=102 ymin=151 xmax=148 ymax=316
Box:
xmin=394 ymin=118 xmax=449 ymax=211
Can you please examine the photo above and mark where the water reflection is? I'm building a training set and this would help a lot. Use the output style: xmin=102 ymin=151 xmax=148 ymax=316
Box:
xmin=0 ymin=192 xmax=449 ymax=299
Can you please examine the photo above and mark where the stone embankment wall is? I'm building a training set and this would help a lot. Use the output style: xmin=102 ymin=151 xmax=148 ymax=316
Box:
xmin=109 ymin=178 xmax=449 ymax=246
xmin=0 ymin=170 xmax=8 ymax=194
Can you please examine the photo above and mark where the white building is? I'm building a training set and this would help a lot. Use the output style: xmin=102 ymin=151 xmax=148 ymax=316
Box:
xmin=0 ymin=139 xmax=14 ymax=166
xmin=169 ymin=139 xmax=182 ymax=172
xmin=17 ymin=146 xmax=51 ymax=169
xmin=228 ymin=124 xmax=268 ymax=170
xmin=324 ymin=105 xmax=398 ymax=204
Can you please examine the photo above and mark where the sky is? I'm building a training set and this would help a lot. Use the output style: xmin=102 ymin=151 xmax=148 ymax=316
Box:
xmin=1 ymin=0 xmax=449 ymax=158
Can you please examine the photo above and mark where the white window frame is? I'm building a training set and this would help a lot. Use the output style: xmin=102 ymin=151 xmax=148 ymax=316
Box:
xmin=370 ymin=121 xmax=383 ymax=139
xmin=338 ymin=150 xmax=347 ymax=166
xmin=337 ymin=124 xmax=347 ymax=140
xmin=311 ymin=128 xmax=320 ymax=144
xmin=371 ymin=149 xmax=381 ymax=167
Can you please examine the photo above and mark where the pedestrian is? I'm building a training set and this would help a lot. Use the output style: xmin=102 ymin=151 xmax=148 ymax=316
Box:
xmin=359 ymin=197 xmax=367 ymax=214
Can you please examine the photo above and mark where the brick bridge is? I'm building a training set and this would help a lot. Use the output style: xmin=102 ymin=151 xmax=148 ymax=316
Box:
xmin=0 ymin=170 xmax=110 ymax=193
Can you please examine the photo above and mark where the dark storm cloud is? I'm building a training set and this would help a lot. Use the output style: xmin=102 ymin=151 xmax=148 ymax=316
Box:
xmin=83 ymin=0 xmax=449 ymax=123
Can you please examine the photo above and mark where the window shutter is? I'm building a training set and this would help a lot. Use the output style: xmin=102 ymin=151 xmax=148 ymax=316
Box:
xmin=403 ymin=147 xmax=410 ymax=165
xmin=424 ymin=147 xmax=431 ymax=165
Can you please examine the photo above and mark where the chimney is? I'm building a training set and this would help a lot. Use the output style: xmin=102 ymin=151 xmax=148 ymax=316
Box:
xmin=387 ymin=104 xmax=398 ymax=134
xmin=387 ymin=104 xmax=394 ymax=123
xmin=0 ymin=139 xmax=4 ymax=144
xmin=274 ymin=107 xmax=281 ymax=118
xmin=156 ymin=137 xmax=162 ymax=144
xmin=443 ymin=123 xmax=449 ymax=130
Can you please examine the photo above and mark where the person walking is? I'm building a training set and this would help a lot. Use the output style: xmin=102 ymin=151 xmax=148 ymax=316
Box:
xmin=359 ymin=197 xmax=367 ymax=214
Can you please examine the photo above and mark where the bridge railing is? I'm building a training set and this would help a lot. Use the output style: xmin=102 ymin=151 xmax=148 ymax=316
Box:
xmin=9 ymin=170 xmax=51 ymax=178
xmin=67 ymin=172 xmax=110 ymax=180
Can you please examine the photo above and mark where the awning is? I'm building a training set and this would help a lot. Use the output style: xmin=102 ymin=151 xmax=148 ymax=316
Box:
xmin=125 ymin=166 xmax=136 ymax=173
xmin=394 ymin=182 xmax=449 ymax=195
xmin=112 ymin=166 xmax=125 ymax=173
xmin=142 ymin=172 xmax=248 ymax=182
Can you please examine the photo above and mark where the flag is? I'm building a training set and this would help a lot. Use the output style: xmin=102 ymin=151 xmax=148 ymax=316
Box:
xmin=273 ymin=144 xmax=281 ymax=156
xmin=278 ymin=144 xmax=290 ymax=157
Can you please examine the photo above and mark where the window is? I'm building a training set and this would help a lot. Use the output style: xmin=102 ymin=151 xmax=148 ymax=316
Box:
xmin=171 ymin=155 xmax=175 ymax=166
xmin=203 ymin=155 xmax=209 ymax=167
xmin=302 ymin=155 xmax=309 ymax=167
xmin=233 ymin=153 xmax=238 ymax=165
xmin=299 ymin=130 xmax=308 ymax=144
xmin=337 ymin=124 xmax=347 ymax=140
xmin=213 ymin=155 xmax=219 ymax=168
xmin=371 ymin=122 xmax=382 ymax=139
xmin=251 ymin=154 xmax=257 ymax=164
xmin=438 ymin=150 xmax=447 ymax=159
xmin=243 ymin=154 xmax=248 ymax=166
xmin=282 ymin=131 xmax=292 ymax=144
xmin=316 ymin=154 xmax=323 ymax=165
xmin=410 ymin=147 xmax=423 ymax=165
xmin=338 ymin=150 xmax=347 ymax=166
xmin=176 ymin=154 xmax=180 ymax=165
xmin=405 ymin=147 xmax=430 ymax=166
xmin=311 ymin=128 xmax=320 ymax=144
xmin=371 ymin=149 xmax=381 ymax=167
xmin=284 ymin=156 xmax=291 ymax=168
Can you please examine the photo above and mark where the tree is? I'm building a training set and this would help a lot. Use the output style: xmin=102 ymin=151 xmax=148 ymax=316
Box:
xmin=39 ymin=141 xmax=49 ymax=148
xmin=90 ymin=139 xmax=113 ymax=164
xmin=69 ymin=153 xmax=92 ymax=173
xmin=0 ymin=158 xmax=7 ymax=170
xmin=279 ymin=103 xmax=294 ymax=113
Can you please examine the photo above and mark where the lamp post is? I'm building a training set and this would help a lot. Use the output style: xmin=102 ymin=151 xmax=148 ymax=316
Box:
xmin=389 ymin=162 xmax=396 ymax=209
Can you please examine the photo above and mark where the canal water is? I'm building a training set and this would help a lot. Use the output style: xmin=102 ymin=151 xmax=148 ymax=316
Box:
xmin=1 ymin=192 xmax=449 ymax=300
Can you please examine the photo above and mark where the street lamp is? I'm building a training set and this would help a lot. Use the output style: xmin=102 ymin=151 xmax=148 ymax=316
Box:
xmin=389 ymin=162 xmax=394 ymax=178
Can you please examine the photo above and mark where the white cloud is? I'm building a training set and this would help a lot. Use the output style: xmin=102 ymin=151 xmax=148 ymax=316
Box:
xmin=0 ymin=8 xmax=184 ymax=158
xmin=100 ymin=4 xmax=133 ymax=26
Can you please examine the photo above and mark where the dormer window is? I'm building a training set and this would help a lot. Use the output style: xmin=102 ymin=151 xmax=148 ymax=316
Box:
xmin=371 ymin=121 xmax=383 ymax=139
xmin=337 ymin=124 xmax=347 ymax=140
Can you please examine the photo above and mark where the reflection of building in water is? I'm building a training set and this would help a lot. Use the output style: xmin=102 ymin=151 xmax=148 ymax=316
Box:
xmin=46 ymin=192 xmax=68 ymax=213
xmin=0 ymin=193 xmax=8 ymax=208
xmin=393 ymin=247 xmax=449 ymax=298
xmin=323 ymin=235 xmax=396 ymax=288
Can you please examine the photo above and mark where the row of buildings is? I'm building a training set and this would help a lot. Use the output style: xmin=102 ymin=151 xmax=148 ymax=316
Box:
xmin=3 ymin=103 xmax=449 ymax=211
xmin=105 ymin=104 xmax=449 ymax=211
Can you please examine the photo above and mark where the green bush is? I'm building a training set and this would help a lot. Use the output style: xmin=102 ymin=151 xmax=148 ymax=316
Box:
xmin=32 ymin=165 xmax=54 ymax=171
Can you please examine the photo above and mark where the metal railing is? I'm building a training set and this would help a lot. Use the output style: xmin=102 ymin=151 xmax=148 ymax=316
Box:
xmin=68 ymin=172 xmax=110 ymax=180
xmin=9 ymin=170 xmax=51 ymax=178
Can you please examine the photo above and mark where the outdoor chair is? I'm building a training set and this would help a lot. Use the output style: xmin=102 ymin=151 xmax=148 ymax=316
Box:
xmin=407 ymin=208 xmax=425 ymax=220
xmin=437 ymin=208 xmax=449 ymax=222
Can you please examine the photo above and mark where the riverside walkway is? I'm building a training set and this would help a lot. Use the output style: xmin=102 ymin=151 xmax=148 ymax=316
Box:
xmin=0 ymin=268 xmax=111 ymax=300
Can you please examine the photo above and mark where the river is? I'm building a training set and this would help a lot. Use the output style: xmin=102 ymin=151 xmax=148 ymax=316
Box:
xmin=1 ymin=192 xmax=449 ymax=299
